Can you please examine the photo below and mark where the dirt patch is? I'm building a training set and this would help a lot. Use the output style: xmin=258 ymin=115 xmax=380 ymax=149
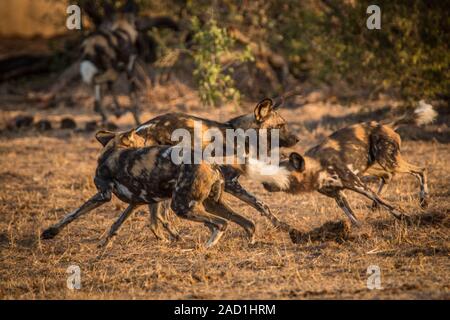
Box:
xmin=290 ymin=220 xmax=352 ymax=244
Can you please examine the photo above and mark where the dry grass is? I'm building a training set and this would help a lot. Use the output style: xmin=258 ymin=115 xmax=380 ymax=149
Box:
xmin=0 ymin=89 xmax=449 ymax=299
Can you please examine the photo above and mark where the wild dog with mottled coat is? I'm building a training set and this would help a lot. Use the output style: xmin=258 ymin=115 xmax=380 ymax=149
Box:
xmin=80 ymin=1 xmax=141 ymax=124
xmin=41 ymin=129 xmax=255 ymax=248
xmin=262 ymin=101 xmax=437 ymax=227
xmin=80 ymin=1 xmax=178 ymax=124
xmin=135 ymin=98 xmax=300 ymax=239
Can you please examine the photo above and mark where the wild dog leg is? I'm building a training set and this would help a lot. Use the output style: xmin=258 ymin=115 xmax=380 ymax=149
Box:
xmin=203 ymin=198 xmax=256 ymax=243
xmin=129 ymin=80 xmax=141 ymax=125
xmin=94 ymin=84 xmax=108 ymax=123
xmin=411 ymin=169 xmax=429 ymax=208
xmin=171 ymin=201 xmax=228 ymax=248
xmin=354 ymin=186 xmax=407 ymax=220
xmin=371 ymin=176 xmax=391 ymax=210
xmin=149 ymin=202 xmax=166 ymax=240
xmin=99 ymin=204 xmax=139 ymax=247
xmin=127 ymin=57 xmax=141 ymax=125
xmin=149 ymin=202 xmax=180 ymax=241
xmin=396 ymin=160 xmax=429 ymax=208
xmin=344 ymin=174 xmax=408 ymax=220
xmin=157 ymin=201 xmax=180 ymax=240
xmin=225 ymin=179 xmax=296 ymax=234
xmin=333 ymin=191 xmax=361 ymax=226
xmin=107 ymin=81 xmax=125 ymax=118
xmin=41 ymin=191 xmax=111 ymax=239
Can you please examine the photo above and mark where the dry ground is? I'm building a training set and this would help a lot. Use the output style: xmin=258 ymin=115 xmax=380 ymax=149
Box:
xmin=0 ymin=84 xmax=449 ymax=299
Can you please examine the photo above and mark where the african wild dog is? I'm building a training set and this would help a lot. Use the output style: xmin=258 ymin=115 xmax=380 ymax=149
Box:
xmin=80 ymin=1 xmax=141 ymax=124
xmin=135 ymin=98 xmax=300 ymax=240
xmin=79 ymin=0 xmax=179 ymax=125
xmin=262 ymin=101 xmax=437 ymax=227
xmin=41 ymin=129 xmax=256 ymax=248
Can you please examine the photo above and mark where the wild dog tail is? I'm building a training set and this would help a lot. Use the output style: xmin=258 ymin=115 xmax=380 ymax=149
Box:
xmin=244 ymin=158 xmax=291 ymax=190
xmin=388 ymin=100 xmax=437 ymax=130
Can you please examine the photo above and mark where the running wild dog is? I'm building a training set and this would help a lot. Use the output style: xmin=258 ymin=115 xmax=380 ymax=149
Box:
xmin=135 ymin=98 xmax=300 ymax=240
xmin=41 ymin=129 xmax=255 ymax=248
xmin=262 ymin=101 xmax=437 ymax=227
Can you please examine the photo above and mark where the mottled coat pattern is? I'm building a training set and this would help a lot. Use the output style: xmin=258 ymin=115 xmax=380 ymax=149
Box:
xmin=263 ymin=102 xmax=437 ymax=228
xmin=41 ymin=129 xmax=255 ymax=248
xmin=80 ymin=12 xmax=143 ymax=124
xmin=135 ymin=98 xmax=300 ymax=238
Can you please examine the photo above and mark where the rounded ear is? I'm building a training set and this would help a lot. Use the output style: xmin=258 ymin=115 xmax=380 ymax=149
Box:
xmin=95 ymin=130 xmax=116 ymax=146
xmin=289 ymin=152 xmax=305 ymax=172
xmin=254 ymin=98 xmax=273 ymax=122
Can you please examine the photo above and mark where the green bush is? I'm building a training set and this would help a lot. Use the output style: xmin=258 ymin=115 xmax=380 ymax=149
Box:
xmin=273 ymin=0 xmax=449 ymax=101
xmin=190 ymin=17 xmax=253 ymax=107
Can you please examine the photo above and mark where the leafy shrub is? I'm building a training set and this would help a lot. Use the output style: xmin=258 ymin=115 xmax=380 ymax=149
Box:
xmin=190 ymin=17 xmax=253 ymax=107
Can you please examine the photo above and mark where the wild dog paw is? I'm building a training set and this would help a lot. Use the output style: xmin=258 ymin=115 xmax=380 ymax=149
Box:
xmin=97 ymin=237 xmax=112 ymax=248
xmin=289 ymin=229 xmax=304 ymax=244
xmin=247 ymin=232 xmax=256 ymax=245
xmin=171 ymin=232 xmax=182 ymax=242
xmin=41 ymin=227 xmax=59 ymax=239
xmin=419 ymin=197 xmax=429 ymax=209
xmin=371 ymin=201 xmax=380 ymax=211
xmin=398 ymin=213 xmax=413 ymax=225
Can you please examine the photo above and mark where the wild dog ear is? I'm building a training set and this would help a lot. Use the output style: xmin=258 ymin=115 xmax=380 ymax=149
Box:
xmin=95 ymin=130 xmax=116 ymax=146
xmin=254 ymin=98 xmax=274 ymax=122
xmin=289 ymin=152 xmax=305 ymax=172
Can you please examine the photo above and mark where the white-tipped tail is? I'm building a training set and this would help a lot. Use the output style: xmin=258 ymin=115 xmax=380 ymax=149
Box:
xmin=80 ymin=60 xmax=98 ymax=84
xmin=245 ymin=158 xmax=291 ymax=190
xmin=414 ymin=100 xmax=437 ymax=125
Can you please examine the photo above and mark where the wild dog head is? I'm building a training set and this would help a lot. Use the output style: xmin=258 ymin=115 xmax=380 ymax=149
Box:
xmin=95 ymin=129 xmax=146 ymax=149
xmin=262 ymin=152 xmax=321 ymax=193
xmin=230 ymin=98 xmax=299 ymax=148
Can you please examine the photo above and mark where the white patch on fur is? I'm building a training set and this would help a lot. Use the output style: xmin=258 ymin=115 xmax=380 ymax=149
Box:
xmin=80 ymin=60 xmax=98 ymax=84
xmin=415 ymin=100 xmax=437 ymax=125
xmin=347 ymin=164 xmax=359 ymax=175
xmin=135 ymin=123 xmax=155 ymax=133
xmin=162 ymin=147 xmax=172 ymax=158
xmin=245 ymin=158 xmax=290 ymax=190
xmin=127 ymin=54 xmax=137 ymax=72
xmin=94 ymin=85 xmax=101 ymax=101
xmin=205 ymin=228 xmax=224 ymax=248
xmin=188 ymin=200 xmax=197 ymax=208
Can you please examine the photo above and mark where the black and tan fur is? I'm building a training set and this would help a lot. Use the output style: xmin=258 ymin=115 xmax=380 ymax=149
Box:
xmin=41 ymin=129 xmax=255 ymax=248
xmin=80 ymin=1 xmax=141 ymax=124
xmin=80 ymin=0 xmax=179 ymax=124
xmin=135 ymin=98 xmax=300 ymax=239
xmin=263 ymin=101 xmax=437 ymax=226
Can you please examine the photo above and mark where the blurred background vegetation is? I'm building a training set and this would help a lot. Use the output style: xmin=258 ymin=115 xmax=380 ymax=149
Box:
xmin=0 ymin=0 xmax=448 ymax=106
